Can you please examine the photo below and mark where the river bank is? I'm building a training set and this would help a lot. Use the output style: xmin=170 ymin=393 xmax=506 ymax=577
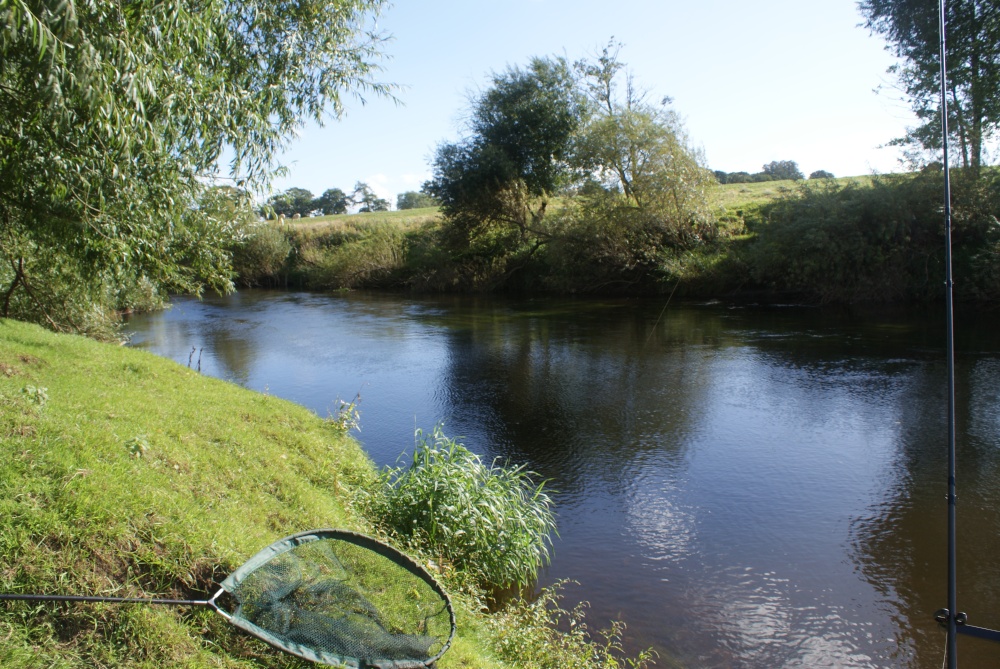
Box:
xmin=0 ymin=317 xmax=648 ymax=669
xmin=234 ymin=170 xmax=1000 ymax=306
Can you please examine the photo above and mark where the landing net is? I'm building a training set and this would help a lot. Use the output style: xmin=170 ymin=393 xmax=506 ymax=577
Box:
xmin=220 ymin=529 xmax=455 ymax=669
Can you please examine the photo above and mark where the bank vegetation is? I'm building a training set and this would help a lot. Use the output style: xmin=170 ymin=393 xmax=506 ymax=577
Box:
xmin=230 ymin=166 xmax=1000 ymax=306
xmin=0 ymin=318 xmax=661 ymax=669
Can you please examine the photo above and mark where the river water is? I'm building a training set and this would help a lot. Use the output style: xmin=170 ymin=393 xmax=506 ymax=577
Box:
xmin=126 ymin=290 xmax=1000 ymax=668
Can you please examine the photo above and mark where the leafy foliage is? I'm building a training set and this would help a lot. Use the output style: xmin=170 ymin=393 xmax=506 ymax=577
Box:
xmin=0 ymin=0 xmax=391 ymax=334
xmin=426 ymin=57 xmax=582 ymax=252
xmin=264 ymin=188 xmax=317 ymax=218
xmin=396 ymin=190 xmax=439 ymax=210
xmin=352 ymin=181 xmax=391 ymax=212
xmin=426 ymin=45 xmax=717 ymax=291
xmin=302 ymin=221 xmax=406 ymax=288
xmin=809 ymin=170 xmax=836 ymax=179
xmin=860 ymin=0 xmax=1000 ymax=172
xmin=486 ymin=581 xmax=659 ymax=669
xmin=230 ymin=224 xmax=292 ymax=288
xmin=572 ymin=43 xmax=716 ymax=250
xmin=746 ymin=170 xmax=1000 ymax=302
xmin=364 ymin=426 xmax=556 ymax=589
xmin=315 ymin=187 xmax=352 ymax=215
xmin=713 ymin=162 xmax=804 ymax=183
xmin=761 ymin=160 xmax=804 ymax=181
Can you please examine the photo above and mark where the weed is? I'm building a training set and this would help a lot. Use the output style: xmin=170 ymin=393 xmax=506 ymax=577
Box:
xmin=364 ymin=425 xmax=556 ymax=590
xmin=124 ymin=435 xmax=149 ymax=458
xmin=487 ymin=581 xmax=659 ymax=669
xmin=20 ymin=385 xmax=47 ymax=408
xmin=328 ymin=393 xmax=362 ymax=434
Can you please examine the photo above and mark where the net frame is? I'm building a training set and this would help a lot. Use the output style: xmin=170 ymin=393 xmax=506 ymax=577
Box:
xmin=219 ymin=529 xmax=456 ymax=668
xmin=0 ymin=528 xmax=456 ymax=669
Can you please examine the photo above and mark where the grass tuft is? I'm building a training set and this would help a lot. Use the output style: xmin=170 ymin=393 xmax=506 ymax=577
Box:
xmin=362 ymin=425 xmax=556 ymax=591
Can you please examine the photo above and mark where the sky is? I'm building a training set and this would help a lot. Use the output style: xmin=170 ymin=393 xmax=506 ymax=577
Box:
xmin=266 ymin=0 xmax=918 ymax=209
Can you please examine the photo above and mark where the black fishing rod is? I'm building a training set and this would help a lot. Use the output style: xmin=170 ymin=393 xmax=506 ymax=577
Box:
xmin=936 ymin=0 xmax=958 ymax=663
xmin=933 ymin=1 xmax=1000 ymax=666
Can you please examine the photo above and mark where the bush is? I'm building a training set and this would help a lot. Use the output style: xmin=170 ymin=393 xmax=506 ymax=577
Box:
xmin=303 ymin=222 xmax=407 ymax=289
xmin=746 ymin=177 xmax=930 ymax=302
xmin=230 ymin=222 xmax=292 ymax=287
xmin=487 ymin=581 xmax=659 ymax=669
xmin=0 ymin=236 xmax=141 ymax=340
xmin=745 ymin=170 xmax=1000 ymax=302
xmin=364 ymin=426 xmax=556 ymax=589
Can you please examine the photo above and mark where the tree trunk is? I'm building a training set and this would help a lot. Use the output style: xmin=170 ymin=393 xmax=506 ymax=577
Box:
xmin=951 ymin=88 xmax=970 ymax=169
xmin=2 ymin=258 xmax=24 ymax=318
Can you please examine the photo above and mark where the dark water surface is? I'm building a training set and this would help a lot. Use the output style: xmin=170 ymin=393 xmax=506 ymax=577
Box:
xmin=126 ymin=290 xmax=1000 ymax=668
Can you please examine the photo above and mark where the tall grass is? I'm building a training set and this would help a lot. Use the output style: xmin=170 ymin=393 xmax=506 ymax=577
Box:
xmin=364 ymin=426 xmax=556 ymax=590
xmin=744 ymin=170 xmax=1000 ymax=302
xmin=487 ymin=581 xmax=661 ymax=669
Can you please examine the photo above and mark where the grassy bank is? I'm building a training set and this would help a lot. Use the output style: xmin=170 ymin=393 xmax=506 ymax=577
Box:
xmin=235 ymin=171 xmax=1000 ymax=305
xmin=237 ymin=184 xmax=790 ymax=295
xmin=0 ymin=319 xmax=514 ymax=668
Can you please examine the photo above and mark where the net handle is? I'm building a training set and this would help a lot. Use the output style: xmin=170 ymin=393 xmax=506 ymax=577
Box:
xmin=0 ymin=587 xmax=230 ymax=618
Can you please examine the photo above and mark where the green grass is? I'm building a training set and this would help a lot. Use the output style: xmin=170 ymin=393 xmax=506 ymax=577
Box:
xmin=0 ymin=318 xmax=661 ymax=669
xmin=0 ymin=318 xmax=501 ymax=669
xmin=364 ymin=426 xmax=556 ymax=590
xmin=289 ymin=207 xmax=442 ymax=233
xmin=707 ymin=175 xmax=877 ymax=211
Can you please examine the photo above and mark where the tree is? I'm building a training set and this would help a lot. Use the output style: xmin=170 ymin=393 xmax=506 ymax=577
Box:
xmin=425 ymin=57 xmax=582 ymax=249
xmin=809 ymin=170 xmax=836 ymax=179
xmin=396 ymin=191 xmax=438 ymax=210
xmin=263 ymin=188 xmax=317 ymax=218
xmin=352 ymin=182 xmax=390 ymax=212
xmin=761 ymin=160 xmax=804 ymax=181
xmin=314 ymin=188 xmax=350 ymax=215
xmin=860 ymin=0 xmax=1000 ymax=174
xmin=571 ymin=42 xmax=714 ymax=250
xmin=725 ymin=171 xmax=754 ymax=184
xmin=0 ymin=0 xmax=391 ymax=334
xmin=264 ymin=188 xmax=315 ymax=218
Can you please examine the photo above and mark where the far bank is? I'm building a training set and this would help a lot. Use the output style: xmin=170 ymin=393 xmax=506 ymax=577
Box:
xmin=234 ymin=171 xmax=1000 ymax=307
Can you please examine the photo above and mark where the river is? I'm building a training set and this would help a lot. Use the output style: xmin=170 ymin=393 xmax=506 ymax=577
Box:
xmin=125 ymin=290 xmax=1000 ymax=669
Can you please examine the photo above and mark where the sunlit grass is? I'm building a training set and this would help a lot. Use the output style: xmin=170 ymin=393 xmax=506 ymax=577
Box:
xmin=289 ymin=207 xmax=442 ymax=233
xmin=0 ymin=319 xmax=656 ymax=669
xmin=707 ymin=174 xmax=878 ymax=212
xmin=0 ymin=319 xmax=399 ymax=667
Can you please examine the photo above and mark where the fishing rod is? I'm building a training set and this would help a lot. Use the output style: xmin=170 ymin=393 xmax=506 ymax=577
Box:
xmin=933 ymin=1 xmax=1000 ymax=666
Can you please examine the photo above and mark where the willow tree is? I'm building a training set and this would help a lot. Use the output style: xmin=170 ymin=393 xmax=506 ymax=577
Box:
xmin=0 ymin=0 xmax=391 ymax=335
xmin=572 ymin=42 xmax=714 ymax=255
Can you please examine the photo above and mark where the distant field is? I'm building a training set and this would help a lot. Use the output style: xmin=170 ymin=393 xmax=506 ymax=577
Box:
xmin=278 ymin=177 xmax=877 ymax=233
xmin=286 ymin=206 xmax=442 ymax=232
xmin=708 ymin=174 xmax=876 ymax=211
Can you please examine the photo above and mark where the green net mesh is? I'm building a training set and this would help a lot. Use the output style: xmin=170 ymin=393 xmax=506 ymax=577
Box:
xmin=220 ymin=530 xmax=454 ymax=669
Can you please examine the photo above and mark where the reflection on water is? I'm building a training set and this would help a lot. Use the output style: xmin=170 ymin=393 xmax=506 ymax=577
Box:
xmin=127 ymin=291 xmax=1000 ymax=668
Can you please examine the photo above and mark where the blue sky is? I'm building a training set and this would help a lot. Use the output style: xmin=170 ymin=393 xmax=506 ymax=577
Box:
xmin=267 ymin=0 xmax=916 ymax=208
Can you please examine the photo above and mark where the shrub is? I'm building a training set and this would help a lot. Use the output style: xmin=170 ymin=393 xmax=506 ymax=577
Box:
xmin=305 ymin=222 xmax=407 ymax=289
xmin=230 ymin=222 xmax=292 ymax=287
xmin=364 ymin=426 xmax=556 ymax=589
xmin=486 ymin=581 xmax=659 ymax=669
